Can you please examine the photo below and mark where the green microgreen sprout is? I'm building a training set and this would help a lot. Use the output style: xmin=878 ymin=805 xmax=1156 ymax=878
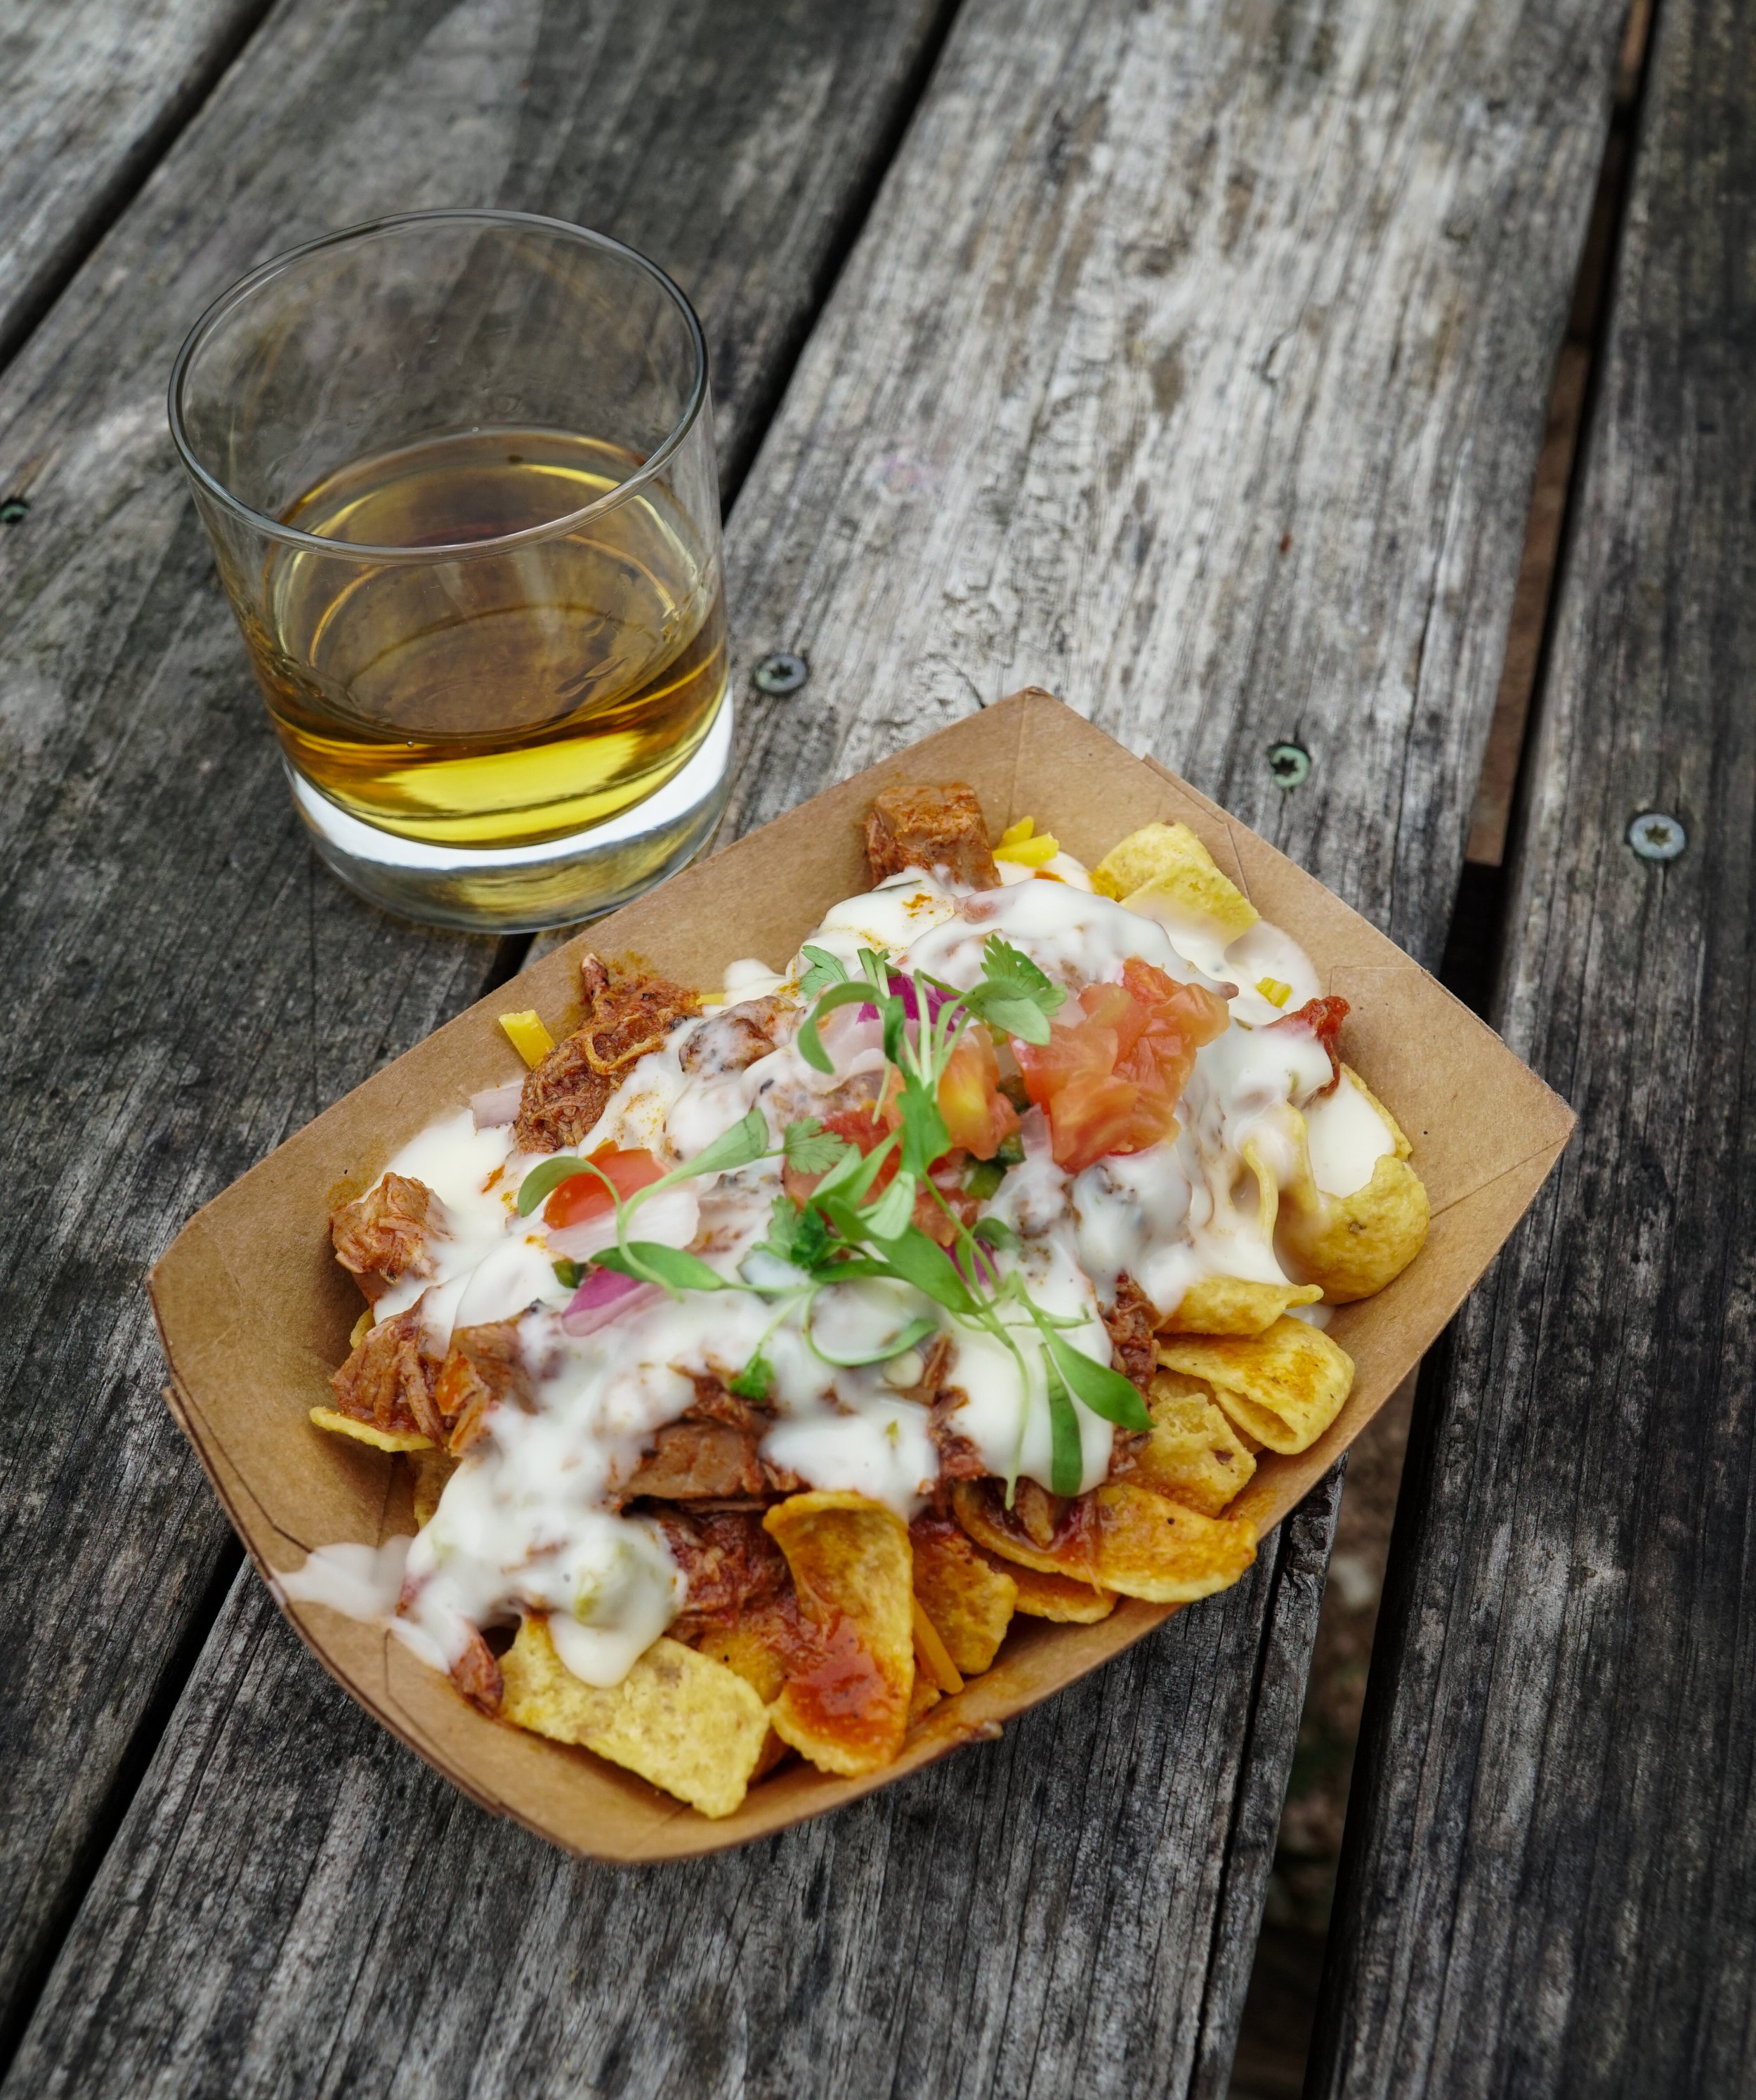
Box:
xmin=518 ymin=931 xmax=1134 ymax=1504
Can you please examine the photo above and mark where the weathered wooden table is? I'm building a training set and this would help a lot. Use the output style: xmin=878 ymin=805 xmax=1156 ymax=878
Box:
xmin=1 ymin=0 xmax=1746 ymax=2092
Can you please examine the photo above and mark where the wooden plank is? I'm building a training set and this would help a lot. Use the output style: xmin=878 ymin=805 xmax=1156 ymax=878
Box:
xmin=0 ymin=0 xmax=951 ymax=2047
xmin=0 ymin=0 xmax=271 ymax=368
xmin=719 ymin=0 xmax=1623 ymax=961
xmin=2 ymin=1478 xmax=1342 ymax=2100
xmin=1308 ymin=0 xmax=1756 ymax=2087
xmin=6 ymin=0 xmax=1625 ymax=2090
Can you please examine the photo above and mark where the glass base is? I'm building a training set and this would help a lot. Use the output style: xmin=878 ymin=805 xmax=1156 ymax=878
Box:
xmin=289 ymin=696 xmax=733 ymax=932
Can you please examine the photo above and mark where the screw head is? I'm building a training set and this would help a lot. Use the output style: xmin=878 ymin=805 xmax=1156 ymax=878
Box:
xmin=1267 ymin=740 xmax=1311 ymax=789
xmin=1627 ymin=810 xmax=1686 ymax=862
xmin=0 ymin=496 xmax=28 ymax=525
xmin=753 ymin=651 xmax=808 ymax=696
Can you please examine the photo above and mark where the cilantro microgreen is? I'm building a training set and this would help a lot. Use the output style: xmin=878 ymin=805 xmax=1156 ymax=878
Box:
xmin=959 ymin=934 xmax=1066 ymax=1045
xmin=781 ymin=1117 xmax=851 ymax=1177
xmin=758 ymin=1192 xmax=835 ymax=1276
xmin=1044 ymin=1357 xmax=1085 ymax=1496
xmin=798 ymin=945 xmax=848 ymax=998
xmin=728 ymin=1351 xmax=774 ymax=1402
xmin=653 ymin=1105 xmax=769 ymax=1184
xmin=1040 ymin=1327 xmax=1152 ymax=1430
xmin=864 ymin=1170 xmax=918 ymax=1239
xmin=797 ymin=980 xmax=874 ymax=1074
xmin=596 ymin=1243 xmax=729 ymax=1296
xmin=971 ymin=1215 xmax=1019 ymax=1250
xmin=864 ymin=1222 xmax=980 ymax=1318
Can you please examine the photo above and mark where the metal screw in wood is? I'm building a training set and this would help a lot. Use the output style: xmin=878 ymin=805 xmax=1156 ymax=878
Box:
xmin=753 ymin=651 xmax=808 ymax=695
xmin=1267 ymin=741 xmax=1311 ymax=789
xmin=1627 ymin=810 xmax=1686 ymax=861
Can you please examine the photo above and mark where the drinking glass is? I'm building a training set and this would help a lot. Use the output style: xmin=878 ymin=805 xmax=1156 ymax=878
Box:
xmin=169 ymin=210 xmax=729 ymax=930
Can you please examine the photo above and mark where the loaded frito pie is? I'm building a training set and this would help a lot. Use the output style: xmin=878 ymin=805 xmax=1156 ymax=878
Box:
xmin=286 ymin=787 xmax=1429 ymax=1816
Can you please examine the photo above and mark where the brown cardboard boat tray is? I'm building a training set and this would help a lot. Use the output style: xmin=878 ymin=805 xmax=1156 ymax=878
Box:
xmin=150 ymin=688 xmax=1573 ymax=1863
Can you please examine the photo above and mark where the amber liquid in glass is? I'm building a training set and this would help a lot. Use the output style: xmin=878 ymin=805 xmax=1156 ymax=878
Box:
xmin=251 ymin=429 xmax=726 ymax=849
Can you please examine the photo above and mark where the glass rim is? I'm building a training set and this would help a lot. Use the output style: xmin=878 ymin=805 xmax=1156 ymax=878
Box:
xmin=166 ymin=208 xmax=709 ymax=564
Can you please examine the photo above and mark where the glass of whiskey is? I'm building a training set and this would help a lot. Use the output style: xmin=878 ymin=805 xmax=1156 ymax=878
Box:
xmin=169 ymin=210 xmax=730 ymax=930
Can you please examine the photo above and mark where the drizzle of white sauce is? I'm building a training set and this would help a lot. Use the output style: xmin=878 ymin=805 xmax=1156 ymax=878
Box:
xmin=278 ymin=1535 xmax=412 ymax=1619
xmin=1304 ymin=1069 xmax=1396 ymax=1196
xmin=314 ymin=845 xmax=1365 ymax=1688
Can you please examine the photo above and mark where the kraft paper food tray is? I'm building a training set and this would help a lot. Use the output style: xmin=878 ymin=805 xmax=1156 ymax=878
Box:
xmin=150 ymin=688 xmax=1573 ymax=1862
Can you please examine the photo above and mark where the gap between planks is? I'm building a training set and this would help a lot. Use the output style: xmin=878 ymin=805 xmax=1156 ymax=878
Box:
xmin=1464 ymin=0 xmax=1657 ymax=868
xmin=0 ymin=0 xmax=969 ymax=2078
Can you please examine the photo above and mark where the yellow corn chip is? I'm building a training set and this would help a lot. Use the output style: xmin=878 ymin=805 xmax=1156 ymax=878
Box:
xmin=1134 ymin=1371 xmax=1259 ymax=1515
xmin=1158 ymin=1316 xmax=1354 ymax=1454
xmin=1162 ymin=1274 xmax=1324 ymax=1336
xmin=500 ymin=1618 xmax=769 ymax=1819
xmin=913 ymin=1524 xmax=1018 ymax=1674
xmin=908 ymin=1676 xmax=943 ymax=1726
xmin=1092 ymin=821 xmax=1259 ymax=944
xmin=763 ymin=1491 xmax=915 ymax=1777
xmin=1085 ymin=1482 xmax=1257 ymax=1603
xmin=308 ymin=1405 xmax=432 ymax=1454
xmin=952 ymin=1480 xmax=1255 ymax=1605
xmin=975 ymin=1548 xmax=1118 ymax=1622
xmin=692 ymin=1620 xmax=788 ymax=1704
xmin=1282 ymin=1153 xmax=1430 ymax=1302
xmin=410 ymin=1445 xmax=457 ymax=1527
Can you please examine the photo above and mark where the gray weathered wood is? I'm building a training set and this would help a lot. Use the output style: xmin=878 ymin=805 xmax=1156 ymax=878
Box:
xmin=720 ymin=0 xmax=1624 ymax=958
xmin=6 ymin=0 xmax=1625 ymax=2091
xmin=1308 ymin=0 xmax=1756 ymax=2087
xmin=0 ymin=0 xmax=950 ymax=2046
xmin=0 ymin=0 xmax=271 ymax=367
xmin=1 ymin=1479 xmax=1342 ymax=2100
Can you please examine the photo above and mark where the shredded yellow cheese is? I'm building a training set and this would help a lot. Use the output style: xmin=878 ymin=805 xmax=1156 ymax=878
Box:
xmin=997 ymin=816 xmax=1035 ymax=849
xmin=499 ymin=1009 xmax=556 ymax=1068
xmin=349 ymin=1306 xmax=373 ymax=1349
xmin=1256 ymin=977 xmax=1292 ymax=1009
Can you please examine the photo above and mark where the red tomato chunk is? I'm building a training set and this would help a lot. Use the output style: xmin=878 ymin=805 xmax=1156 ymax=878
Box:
xmin=1016 ymin=960 xmax=1228 ymax=1171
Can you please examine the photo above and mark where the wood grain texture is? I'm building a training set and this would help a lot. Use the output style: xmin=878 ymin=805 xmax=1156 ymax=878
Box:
xmin=0 ymin=0 xmax=948 ymax=2041
xmin=720 ymin=0 xmax=1627 ymax=972
xmin=1309 ymin=0 xmax=1756 ymax=2087
xmin=0 ymin=0 xmax=271 ymax=367
xmin=2 ymin=1476 xmax=1342 ymax=2100
xmin=6 ymin=0 xmax=1626 ymax=2089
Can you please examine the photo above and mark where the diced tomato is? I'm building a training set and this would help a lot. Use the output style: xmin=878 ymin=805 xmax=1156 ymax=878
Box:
xmin=936 ymin=1026 xmax=1020 ymax=1161
xmin=1270 ymin=995 xmax=1349 ymax=1095
xmin=542 ymin=1146 xmax=665 ymax=1227
xmin=1016 ymin=958 xmax=1229 ymax=1171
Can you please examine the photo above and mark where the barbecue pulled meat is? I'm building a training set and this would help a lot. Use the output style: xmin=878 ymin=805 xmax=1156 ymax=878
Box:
xmin=615 ymin=1376 xmax=804 ymax=1505
xmin=330 ymin=1173 xmax=442 ymax=1302
xmin=328 ymin=1306 xmax=442 ymax=1440
xmin=679 ymin=994 xmax=789 ymax=1080
xmin=513 ymin=953 xmax=700 ymax=1153
xmin=436 ymin=1320 xmax=532 ymax=1456
xmin=646 ymin=1506 xmax=793 ymax=1643
xmin=1103 ymin=1272 xmax=1160 ymax=1396
xmin=327 ymin=1315 xmax=530 ymax=1454
xmin=864 ymin=782 xmax=1001 ymax=890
